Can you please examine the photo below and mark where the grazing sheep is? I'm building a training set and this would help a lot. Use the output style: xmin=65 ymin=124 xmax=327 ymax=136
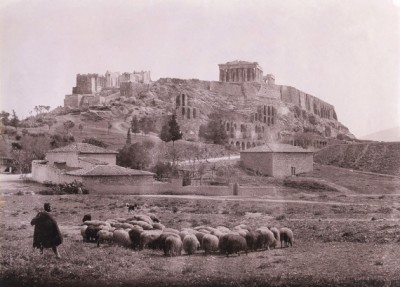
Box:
xmin=30 ymin=211 xmax=63 ymax=258
xmin=194 ymin=232 xmax=206 ymax=249
xmin=164 ymin=236 xmax=182 ymax=257
xmin=153 ymin=223 xmax=165 ymax=230
xmin=139 ymin=230 xmax=162 ymax=250
xmin=245 ymin=231 xmax=258 ymax=251
xmin=202 ymin=234 xmax=219 ymax=255
xmin=157 ymin=232 xmax=181 ymax=255
xmin=256 ymin=228 xmax=276 ymax=250
xmin=128 ymin=221 xmax=153 ymax=230
xmin=128 ymin=227 xmax=143 ymax=250
xmin=269 ymin=227 xmax=280 ymax=243
xmin=280 ymin=228 xmax=294 ymax=248
xmin=85 ymin=226 xmax=102 ymax=243
xmin=163 ymin=228 xmax=180 ymax=235
xmin=211 ymin=229 xmax=225 ymax=239
xmin=80 ymin=225 xmax=88 ymax=241
xmin=132 ymin=214 xmax=153 ymax=225
xmin=219 ymin=234 xmax=248 ymax=257
xmin=97 ymin=230 xmax=114 ymax=247
xmin=82 ymin=214 xmax=92 ymax=222
xmin=216 ymin=226 xmax=231 ymax=233
xmin=183 ymin=234 xmax=200 ymax=255
xmin=113 ymin=229 xmax=132 ymax=247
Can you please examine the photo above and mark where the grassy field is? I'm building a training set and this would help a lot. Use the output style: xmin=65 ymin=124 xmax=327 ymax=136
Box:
xmin=1 ymin=165 xmax=400 ymax=287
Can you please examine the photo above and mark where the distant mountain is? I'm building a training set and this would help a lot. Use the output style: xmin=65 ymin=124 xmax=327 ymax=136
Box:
xmin=360 ymin=126 xmax=400 ymax=142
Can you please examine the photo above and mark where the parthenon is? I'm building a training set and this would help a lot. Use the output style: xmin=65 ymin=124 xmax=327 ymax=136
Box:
xmin=218 ymin=60 xmax=263 ymax=83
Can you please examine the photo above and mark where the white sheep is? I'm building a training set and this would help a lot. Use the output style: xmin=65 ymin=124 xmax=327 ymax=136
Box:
xmin=97 ymin=230 xmax=114 ymax=247
xmin=182 ymin=234 xmax=200 ymax=255
xmin=164 ymin=236 xmax=182 ymax=257
xmin=279 ymin=227 xmax=294 ymax=248
xmin=113 ymin=229 xmax=132 ymax=247
xmin=202 ymin=234 xmax=219 ymax=255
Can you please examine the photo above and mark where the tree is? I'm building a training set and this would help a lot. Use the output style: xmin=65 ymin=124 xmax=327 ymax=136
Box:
xmin=82 ymin=138 xmax=108 ymax=148
xmin=168 ymin=114 xmax=182 ymax=145
xmin=126 ymin=128 xmax=131 ymax=145
xmin=0 ymin=111 xmax=10 ymax=126
xmin=159 ymin=123 xmax=172 ymax=142
xmin=200 ymin=113 xmax=227 ymax=145
xmin=44 ymin=118 xmax=57 ymax=131
xmin=131 ymin=116 xmax=140 ymax=135
xmin=10 ymin=110 xmax=20 ymax=130
xmin=63 ymin=120 xmax=75 ymax=134
xmin=116 ymin=141 xmax=155 ymax=170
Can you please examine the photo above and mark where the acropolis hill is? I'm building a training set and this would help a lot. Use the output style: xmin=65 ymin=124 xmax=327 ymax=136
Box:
xmin=64 ymin=60 xmax=354 ymax=150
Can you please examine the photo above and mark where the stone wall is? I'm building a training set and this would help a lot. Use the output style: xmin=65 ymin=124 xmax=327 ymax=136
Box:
xmin=32 ymin=161 xmax=81 ymax=184
xmin=82 ymin=175 xmax=154 ymax=192
xmin=64 ymin=94 xmax=105 ymax=108
xmin=272 ymin=152 xmax=313 ymax=177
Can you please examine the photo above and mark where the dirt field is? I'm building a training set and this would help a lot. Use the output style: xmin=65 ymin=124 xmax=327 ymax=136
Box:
xmin=1 ymin=165 xmax=400 ymax=287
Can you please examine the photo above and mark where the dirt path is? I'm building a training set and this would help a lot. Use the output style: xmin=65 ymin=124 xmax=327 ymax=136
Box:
xmin=134 ymin=194 xmax=377 ymax=206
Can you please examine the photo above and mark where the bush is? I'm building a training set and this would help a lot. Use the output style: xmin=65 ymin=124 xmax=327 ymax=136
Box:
xmin=182 ymin=171 xmax=191 ymax=186
xmin=233 ymin=183 xmax=239 ymax=196
xmin=82 ymin=138 xmax=108 ymax=148
xmin=51 ymin=181 xmax=89 ymax=195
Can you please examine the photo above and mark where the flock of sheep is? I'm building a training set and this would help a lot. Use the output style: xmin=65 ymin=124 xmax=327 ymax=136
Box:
xmin=81 ymin=212 xmax=294 ymax=257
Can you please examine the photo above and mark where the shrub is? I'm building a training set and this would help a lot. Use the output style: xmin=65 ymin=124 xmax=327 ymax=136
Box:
xmin=233 ymin=183 xmax=239 ymax=196
xmin=51 ymin=180 xmax=89 ymax=195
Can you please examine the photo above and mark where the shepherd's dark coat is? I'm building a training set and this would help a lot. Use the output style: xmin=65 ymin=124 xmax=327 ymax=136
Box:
xmin=31 ymin=211 xmax=63 ymax=249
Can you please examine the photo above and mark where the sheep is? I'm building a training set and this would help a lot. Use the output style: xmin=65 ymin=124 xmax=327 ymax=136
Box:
xmin=163 ymin=228 xmax=180 ymax=235
xmin=216 ymin=226 xmax=231 ymax=233
xmin=245 ymin=231 xmax=258 ymax=251
xmin=97 ymin=230 xmax=114 ymax=247
xmin=80 ymin=225 xmax=88 ymax=241
xmin=202 ymin=234 xmax=219 ymax=255
xmin=280 ymin=227 xmax=294 ymax=248
xmin=128 ymin=227 xmax=143 ymax=250
xmin=194 ymin=231 xmax=207 ymax=249
xmin=85 ymin=226 xmax=102 ymax=243
xmin=30 ymin=211 xmax=63 ymax=258
xmin=164 ymin=236 xmax=182 ymax=257
xmin=139 ymin=230 xmax=162 ymax=250
xmin=157 ymin=232 xmax=181 ymax=254
xmin=255 ymin=228 xmax=276 ymax=250
xmin=269 ymin=227 xmax=280 ymax=243
xmin=218 ymin=233 xmax=248 ymax=257
xmin=182 ymin=234 xmax=200 ymax=255
xmin=82 ymin=214 xmax=92 ymax=222
xmin=113 ymin=229 xmax=132 ymax=247
xmin=153 ymin=223 xmax=165 ymax=230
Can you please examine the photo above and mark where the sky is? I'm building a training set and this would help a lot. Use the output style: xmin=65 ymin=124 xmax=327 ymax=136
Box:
xmin=0 ymin=0 xmax=399 ymax=138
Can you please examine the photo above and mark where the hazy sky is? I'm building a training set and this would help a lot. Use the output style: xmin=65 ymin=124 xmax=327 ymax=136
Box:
xmin=1 ymin=0 xmax=399 ymax=138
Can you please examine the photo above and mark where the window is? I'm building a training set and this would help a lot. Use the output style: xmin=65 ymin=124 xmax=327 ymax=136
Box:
xmin=291 ymin=167 xmax=296 ymax=176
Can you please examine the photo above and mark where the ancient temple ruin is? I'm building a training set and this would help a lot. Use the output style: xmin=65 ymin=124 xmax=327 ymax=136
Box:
xmin=218 ymin=60 xmax=263 ymax=83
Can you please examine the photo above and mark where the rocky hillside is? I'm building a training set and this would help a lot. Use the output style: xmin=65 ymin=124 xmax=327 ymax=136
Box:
xmin=314 ymin=142 xmax=400 ymax=176
xmin=93 ymin=78 xmax=354 ymax=144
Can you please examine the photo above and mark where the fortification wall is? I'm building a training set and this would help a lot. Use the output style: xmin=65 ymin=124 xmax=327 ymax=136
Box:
xmin=210 ymin=81 xmax=243 ymax=97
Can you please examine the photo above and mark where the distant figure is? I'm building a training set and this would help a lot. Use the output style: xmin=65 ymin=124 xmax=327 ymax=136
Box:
xmin=31 ymin=211 xmax=63 ymax=258
xmin=44 ymin=203 xmax=51 ymax=212
xmin=126 ymin=203 xmax=138 ymax=213
xmin=82 ymin=214 xmax=92 ymax=222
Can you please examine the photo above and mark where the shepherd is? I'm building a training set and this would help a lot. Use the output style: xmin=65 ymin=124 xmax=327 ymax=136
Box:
xmin=31 ymin=211 xmax=63 ymax=258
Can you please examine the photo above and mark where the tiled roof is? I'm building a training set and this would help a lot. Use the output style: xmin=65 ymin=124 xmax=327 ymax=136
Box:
xmin=66 ymin=165 xmax=154 ymax=177
xmin=241 ymin=143 xmax=314 ymax=153
xmin=48 ymin=143 xmax=117 ymax=154
xmin=78 ymin=157 xmax=108 ymax=165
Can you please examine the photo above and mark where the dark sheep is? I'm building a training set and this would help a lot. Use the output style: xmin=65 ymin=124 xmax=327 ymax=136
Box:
xmin=31 ymin=211 xmax=63 ymax=258
xmin=219 ymin=234 xmax=248 ymax=257
xmin=82 ymin=214 xmax=92 ymax=222
xmin=245 ymin=231 xmax=258 ymax=251
xmin=85 ymin=226 xmax=102 ymax=243
xmin=128 ymin=227 xmax=143 ymax=250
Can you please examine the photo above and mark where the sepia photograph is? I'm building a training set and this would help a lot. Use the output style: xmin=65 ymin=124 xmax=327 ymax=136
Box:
xmin=0 ymin=0 xmax=399 ymax=286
